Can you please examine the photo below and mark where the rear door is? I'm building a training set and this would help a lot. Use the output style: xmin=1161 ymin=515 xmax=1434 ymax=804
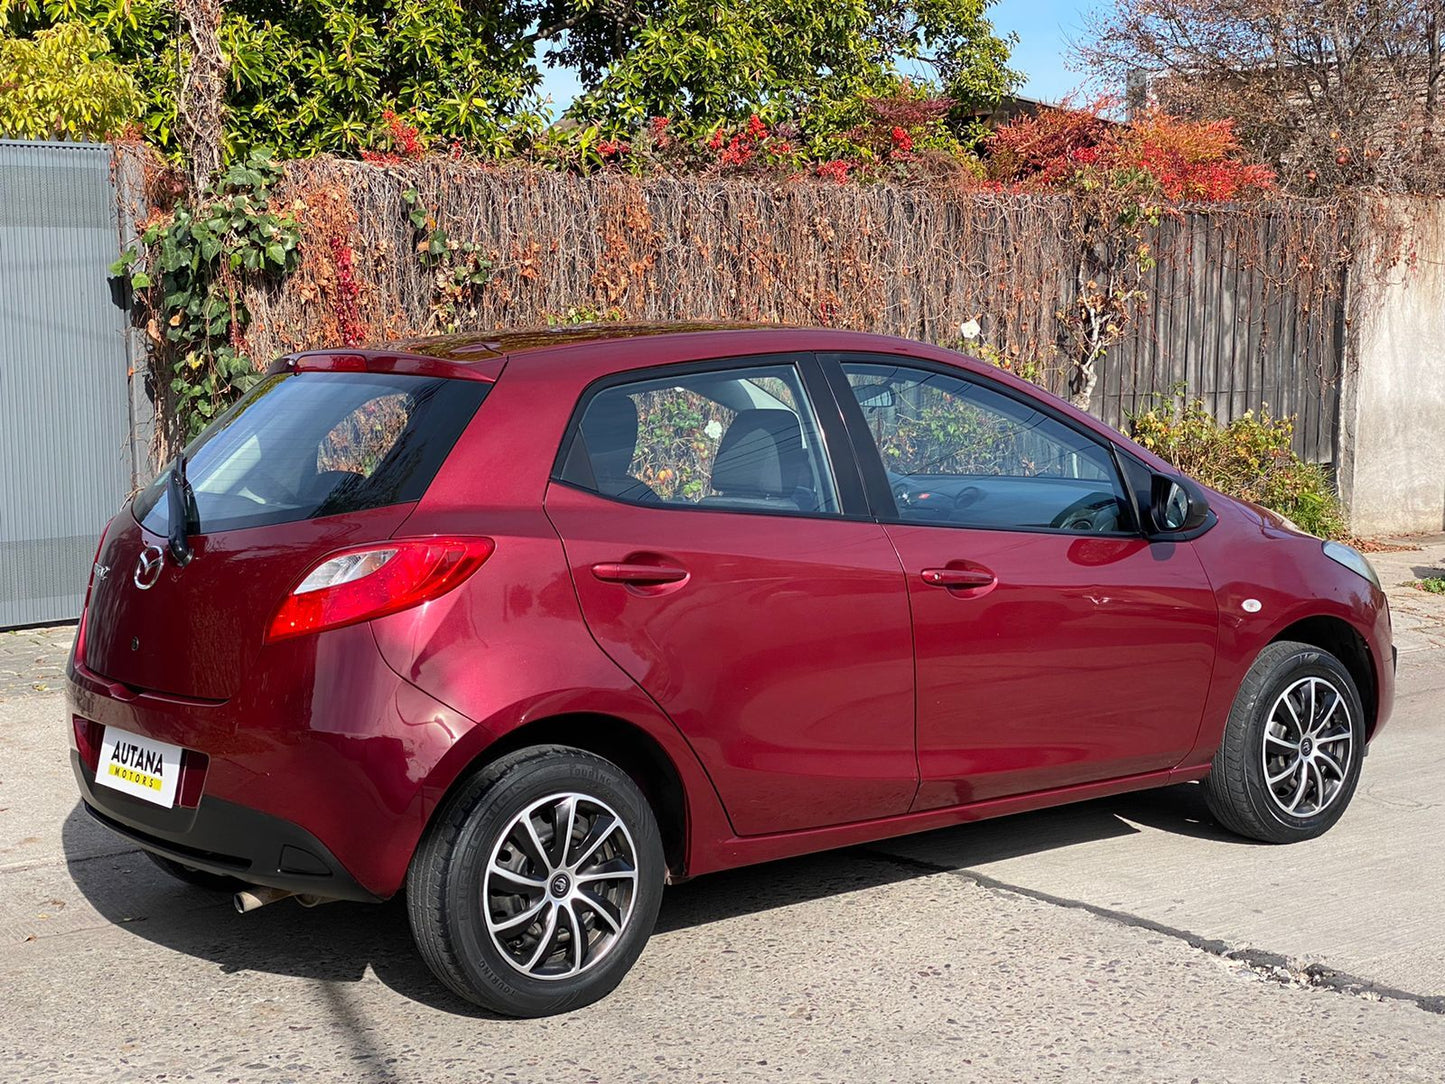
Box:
xmin=544 ymin=354 xmax=917 ymax=836
xmin=824 ymin=353 xmax=1219 ymax=809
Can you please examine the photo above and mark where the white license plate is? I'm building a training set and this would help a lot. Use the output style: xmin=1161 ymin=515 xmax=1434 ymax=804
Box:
xmin=95 ymin=726 xmax=184 ymax=808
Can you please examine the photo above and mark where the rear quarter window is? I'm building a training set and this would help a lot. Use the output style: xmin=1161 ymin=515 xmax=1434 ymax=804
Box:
xmin=135 ymin=372 xmax=487 ymax=534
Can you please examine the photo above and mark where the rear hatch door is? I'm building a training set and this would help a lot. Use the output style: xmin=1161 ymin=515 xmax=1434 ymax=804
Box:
xmin=83 ymin=369 xmax=488 ymax=699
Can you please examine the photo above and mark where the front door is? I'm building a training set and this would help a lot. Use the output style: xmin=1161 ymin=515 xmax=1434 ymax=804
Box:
xmin=545 ymin=356 xmax=917 ymax=836
xmin=830 ymin=355 xmax=1219 ymax=809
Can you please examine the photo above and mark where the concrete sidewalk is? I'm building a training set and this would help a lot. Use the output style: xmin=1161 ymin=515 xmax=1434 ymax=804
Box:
xmin=0 ymin=623 xmax=75 ymax=699
xmin=3 ymin=688 xmax=1445 ymax=1083
xmin=1369 ymin=534 xmax=1445 ymax=655
xmin=3 ymin=542 xmax=1445 ymax=1082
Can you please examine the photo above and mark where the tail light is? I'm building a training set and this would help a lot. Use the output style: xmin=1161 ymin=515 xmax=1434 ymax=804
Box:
xmin=72 ymin=715 xmax=104 ymax=770
xmin=267 ymin=537 xmax=494 ymax=642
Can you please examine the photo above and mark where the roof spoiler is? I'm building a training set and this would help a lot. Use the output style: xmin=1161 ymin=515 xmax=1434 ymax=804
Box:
xmin=267 ymin=350 xmax=504 ymax=383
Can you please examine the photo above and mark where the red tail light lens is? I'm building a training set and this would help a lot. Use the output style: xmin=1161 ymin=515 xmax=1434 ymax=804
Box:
xmin=267 ymin=537 xmax=494 ymax=642
xmin=72 ymin=715 xmax=104 ymax=770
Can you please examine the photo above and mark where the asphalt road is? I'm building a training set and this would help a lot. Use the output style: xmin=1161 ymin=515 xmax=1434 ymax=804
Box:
xmin=3 ymin=553 xmax=1445 ymax=1081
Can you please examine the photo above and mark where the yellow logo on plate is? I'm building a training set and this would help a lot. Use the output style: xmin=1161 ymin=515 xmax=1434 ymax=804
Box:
xmin=108 ymin=763 xmax=163 ymax=791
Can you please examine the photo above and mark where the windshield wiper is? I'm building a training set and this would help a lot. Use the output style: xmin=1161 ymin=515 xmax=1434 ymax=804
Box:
xmin=166 ymin=453 xmax=199 ymax=566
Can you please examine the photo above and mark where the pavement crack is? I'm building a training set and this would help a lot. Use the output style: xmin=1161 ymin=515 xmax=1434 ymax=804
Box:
xmin=861 ymin=847 xmax=1445 ymax=1016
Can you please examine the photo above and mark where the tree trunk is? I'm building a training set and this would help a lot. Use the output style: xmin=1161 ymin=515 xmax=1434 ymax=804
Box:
xmin=177 ymin=0 xmax=228 ymax=194
xmin=1068 ymin=360 xmax=1098 ymax=411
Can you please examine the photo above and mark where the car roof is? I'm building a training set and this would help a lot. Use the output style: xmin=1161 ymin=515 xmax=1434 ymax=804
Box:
xmin=384 ymin=321 xmax=769 ymax=361
xmin=283 ymin=322 xmax=967 ymax=382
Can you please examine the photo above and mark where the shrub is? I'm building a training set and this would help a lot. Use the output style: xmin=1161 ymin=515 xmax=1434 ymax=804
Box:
xmin=1129 ymin=395 xmax=1346 ymax=539
xmin=0 ymin=22 xmax=139 ymax=141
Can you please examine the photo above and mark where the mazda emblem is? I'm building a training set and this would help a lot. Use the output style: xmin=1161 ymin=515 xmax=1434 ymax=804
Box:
xmin=133 ymin=545 xmax=165 ymax=590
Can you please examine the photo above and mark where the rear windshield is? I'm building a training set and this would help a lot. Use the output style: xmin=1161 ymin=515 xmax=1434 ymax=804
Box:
xmin=134 ymin=372 xmax=488 ymax=534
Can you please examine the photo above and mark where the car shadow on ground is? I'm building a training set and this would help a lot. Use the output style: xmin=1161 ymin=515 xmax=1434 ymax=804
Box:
xmin=60 ymin=781 xmax=1244 ymax=1017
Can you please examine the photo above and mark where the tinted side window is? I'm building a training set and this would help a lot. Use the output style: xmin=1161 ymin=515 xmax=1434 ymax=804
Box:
xmin=560 ymin=362 xmax=841 ymax=516
xmin=843 ymin=360 xmax=1133 ymax=533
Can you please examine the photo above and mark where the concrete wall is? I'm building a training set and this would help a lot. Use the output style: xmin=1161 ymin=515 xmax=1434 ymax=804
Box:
xmin=1338 ymin=199 xmax=1445 ymax=537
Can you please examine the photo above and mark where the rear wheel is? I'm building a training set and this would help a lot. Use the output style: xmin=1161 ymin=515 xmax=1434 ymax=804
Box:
xmin=1204 ymin=640 xmax=1365 ymax=843
xmin=407 ymin=745 xmax=665 ymax=1016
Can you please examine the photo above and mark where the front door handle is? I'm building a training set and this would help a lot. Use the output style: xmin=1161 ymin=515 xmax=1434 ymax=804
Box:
xmin=920 ymin=566 xmax=996 ymax=590
xmin=591 ymin=562 xmax=689 ymax=585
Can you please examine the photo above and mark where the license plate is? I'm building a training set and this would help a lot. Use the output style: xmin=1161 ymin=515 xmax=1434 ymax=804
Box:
xmin=95 ymin=726 xmax=184 ymax=808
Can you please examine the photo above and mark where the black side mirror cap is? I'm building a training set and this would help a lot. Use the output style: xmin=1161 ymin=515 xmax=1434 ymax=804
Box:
xmin=1149 ymin=474 xmax=1211 ymax=536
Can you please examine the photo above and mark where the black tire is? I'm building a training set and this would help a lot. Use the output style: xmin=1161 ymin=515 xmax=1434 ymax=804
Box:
xmin=144 ymin=851 xmax=247 ymax=892
xmin=407 ymin=745 xmax=665 ymax=1017
xmin=1203 ymin=640 xmax=1366 ymax=843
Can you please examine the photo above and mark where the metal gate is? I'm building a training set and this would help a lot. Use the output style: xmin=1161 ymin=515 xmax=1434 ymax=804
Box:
xmin=0 ymin=140 xmax=133 ymax=628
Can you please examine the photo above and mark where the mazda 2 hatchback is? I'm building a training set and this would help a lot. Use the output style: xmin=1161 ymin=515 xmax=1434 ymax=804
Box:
xmin=69 ymin=325 xmax=1394 ymax=1016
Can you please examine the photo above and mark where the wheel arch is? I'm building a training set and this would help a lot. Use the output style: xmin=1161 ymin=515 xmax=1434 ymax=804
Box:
xmin=1270 ymin=615 xmax=1379 ymax=737
xmin=424 ymin=712 xmax=693 ymax=880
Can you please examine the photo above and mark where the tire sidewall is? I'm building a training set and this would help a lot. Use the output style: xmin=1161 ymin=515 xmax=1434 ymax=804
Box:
xmin=1239 ymin=647 xmax=1365 ymax=839
xmin=443 ymin=752 xmax=665 ymax=1016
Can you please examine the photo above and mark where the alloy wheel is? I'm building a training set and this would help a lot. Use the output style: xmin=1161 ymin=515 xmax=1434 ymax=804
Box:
xmin=483 ymin=792 xmax=638 ymax=980
xmin=1260 ymin=675 xmax=1354 ymax=818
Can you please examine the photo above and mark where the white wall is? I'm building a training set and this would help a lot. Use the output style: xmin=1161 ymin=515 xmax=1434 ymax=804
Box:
xmin=1339 ymin=199 xmax=1445 ymax=537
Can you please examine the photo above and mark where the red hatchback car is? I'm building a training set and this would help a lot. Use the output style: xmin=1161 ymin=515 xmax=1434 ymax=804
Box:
xmin=69 ymin=325 xmax=1393 ymax=1016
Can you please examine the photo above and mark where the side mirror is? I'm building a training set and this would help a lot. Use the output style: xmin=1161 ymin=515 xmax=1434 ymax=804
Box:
xmin=1149 ymin=474 xmax=1210 ymax=535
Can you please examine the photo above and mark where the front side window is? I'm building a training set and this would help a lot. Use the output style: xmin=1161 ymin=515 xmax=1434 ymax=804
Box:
xmin=559 ymin=361 xmax=841 ymax=516
xmin=842 ymin=359 xmax=1133 ymax=533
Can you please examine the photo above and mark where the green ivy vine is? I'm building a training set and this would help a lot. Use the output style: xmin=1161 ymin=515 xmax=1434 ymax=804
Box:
xmin=112 ymin=148 xmax=302 ymax=440
xmin=401 ymin=186 xmax=492 ymax=333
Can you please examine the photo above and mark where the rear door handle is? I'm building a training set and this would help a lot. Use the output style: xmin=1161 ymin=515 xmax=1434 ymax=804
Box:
xmin=920 ymin=567 xmax=996 ymax=589
xmin=591 ymin=562 xmax=689 ymax=585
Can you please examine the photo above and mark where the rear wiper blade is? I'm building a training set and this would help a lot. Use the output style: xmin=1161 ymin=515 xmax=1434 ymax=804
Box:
xmin=166 ymin=453 xmax=199 ymax=566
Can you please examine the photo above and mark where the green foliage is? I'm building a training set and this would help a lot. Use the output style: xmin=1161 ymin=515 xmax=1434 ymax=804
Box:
xmin=3 ymin=0 xmax=1016 ymax=168
xmin=545 ymin=304 xmax=627 ymax=326
xmin=401 ymin=186 xmax=493 ymax=333
xmin=1130 ymin=393 xmax=1347 ymax=540
xmin=4 ymin=0 xmax=181 ymax=147
xmin=877 ymin=394 xmax=1026 ymax=476
xmin=3 ymin=0 xmax=549 ymax=161
xmin=112 ymin=148 xmax=302 ymax=438
xmin=1413 ymin=576 xmax=1445 ymax=595
xmin=632 ymin=388 xmax=729 ymax=501
xmin=557 ymin=0 xmax=1017 ymax=149
xmin=961 ymin=335 xmax=1054 ymax=388
xmin=220 ymin=0 xmax=546 ymax=159
xmin=0 ymin=21 xmax=138 ymax=140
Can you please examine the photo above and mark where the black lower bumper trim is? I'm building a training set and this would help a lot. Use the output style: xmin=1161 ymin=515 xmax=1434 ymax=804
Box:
xmin=75 ymin=753 xmax=380 ymax=903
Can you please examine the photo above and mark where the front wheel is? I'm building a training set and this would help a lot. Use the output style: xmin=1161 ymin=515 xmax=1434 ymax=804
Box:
xmin=1203 ymin=640 xmax=1366 ymax=843
xmin=407 ymin=745 xmax=665 ymax=1016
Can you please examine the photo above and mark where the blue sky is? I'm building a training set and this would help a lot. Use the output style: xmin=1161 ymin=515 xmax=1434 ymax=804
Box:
xmin=989 ymin=0 xmax=1095 ymax=102
xmin=535 ymin=0 xmax=1096 ymax=116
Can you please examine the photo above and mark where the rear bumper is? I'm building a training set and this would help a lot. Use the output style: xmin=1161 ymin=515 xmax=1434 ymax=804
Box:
xmin=66 ymin=622 xmax=481 ymax=898
xmin=75 ymin=751 xmax=378 ymax=901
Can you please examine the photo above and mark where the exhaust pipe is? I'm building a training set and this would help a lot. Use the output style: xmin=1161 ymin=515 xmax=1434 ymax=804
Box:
xmin=233 ymin=886 xmax=343 ymax=913
xmin=234 ymin=886 xmax=296 ymax=913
